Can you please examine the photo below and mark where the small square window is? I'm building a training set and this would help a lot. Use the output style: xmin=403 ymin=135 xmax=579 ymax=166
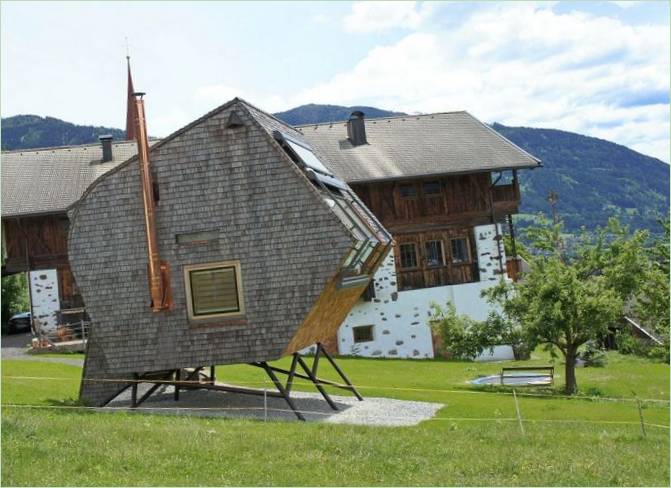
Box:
xmin=425 ymin=240 xmax=445 ymax=267
xmin=353 ymin=325 xmax=374 ymax=343
xmin=399 ymin=183 xmax=417 ymax=198
xmin=399 ymin=243 xmax=418 ymax=268
xmin=184 ymin=261 xmax=245 ymax=320
xmin=422 ymin=181 xmax=441 ymax=196
xmin=451 ymin=238 xmax=470 ymax=264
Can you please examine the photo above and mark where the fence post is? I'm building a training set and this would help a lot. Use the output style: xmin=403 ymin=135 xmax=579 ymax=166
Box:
xmin=636 ymin=398 xmax=647 ymax=438
xmin=513 ymin=389 xmax=525 ymax=435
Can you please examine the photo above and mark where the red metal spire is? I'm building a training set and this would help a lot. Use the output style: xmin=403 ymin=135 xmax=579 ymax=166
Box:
xmin=125 ymin=56 xmax=137 ymax=140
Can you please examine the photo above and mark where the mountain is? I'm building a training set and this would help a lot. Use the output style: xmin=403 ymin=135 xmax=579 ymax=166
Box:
xmin=274 ymin=104 xmax=405 ymax=125
xmin=2 ymin=107 xmax=668 ymax=234
xmin=1 ymin=115 xmax=125 ymax=150
xmin=491 ymin=123 xmax=669 ymax=233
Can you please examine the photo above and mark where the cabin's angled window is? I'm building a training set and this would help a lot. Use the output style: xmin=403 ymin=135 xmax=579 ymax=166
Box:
xmin=399 ymin=243 xmax=418 ymax=269
xmin=353 ymin=325 xmax=374 ymax=343
xmin=285 ymin=139 xmax=334 ymax=176
xmin=425 ymin=240 xmax=445 ymax=267
xmin=184 ymin=261 xmax=244 ymax=320
xmin=399 ymin=183 xmax=417 ymax=199
xmin=450 ymin=237 xmax=470 ymax=264
xmin=422 ymin=181 xmax=441 ymax=196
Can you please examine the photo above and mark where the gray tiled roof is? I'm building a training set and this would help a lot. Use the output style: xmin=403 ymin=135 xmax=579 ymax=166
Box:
xmin=296 ymin=111 xmax=541 ymax=183
xmin=1 ymin=140 xmax=156 ymax=218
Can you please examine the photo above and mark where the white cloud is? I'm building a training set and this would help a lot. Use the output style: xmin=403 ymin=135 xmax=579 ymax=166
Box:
xmin=299 ymin=3 xmax=670 ymax=161
xmin=610 ymin=1 xmax=637 ymax=9
xmin=343 ymin=1 xmax=434 ymax=33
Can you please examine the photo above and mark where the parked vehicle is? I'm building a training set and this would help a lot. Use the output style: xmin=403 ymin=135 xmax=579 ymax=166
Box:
xmin=7 ymin=312 xmax=31 ymax=334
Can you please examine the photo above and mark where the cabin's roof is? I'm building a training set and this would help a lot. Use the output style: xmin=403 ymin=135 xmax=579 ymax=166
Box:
xmin=296 ymin=111 xmax=541 ymax=183
xmin=1 ymin=140 xmax=155 ymax=218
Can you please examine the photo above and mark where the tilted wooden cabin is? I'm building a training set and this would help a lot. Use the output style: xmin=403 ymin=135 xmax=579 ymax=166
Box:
xmin=68 ymin=97 xmax=392 ymax=409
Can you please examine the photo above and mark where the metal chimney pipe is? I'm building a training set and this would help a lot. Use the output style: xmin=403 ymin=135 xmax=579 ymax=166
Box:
xmin=99 ymin=135 xmax=113 ymax=162
xmin=133 ymin=92 xmax=171 ymax=312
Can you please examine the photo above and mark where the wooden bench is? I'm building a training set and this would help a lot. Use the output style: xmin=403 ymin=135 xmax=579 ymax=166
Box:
xmin=500 ymin=366 xmax=554 ymax=386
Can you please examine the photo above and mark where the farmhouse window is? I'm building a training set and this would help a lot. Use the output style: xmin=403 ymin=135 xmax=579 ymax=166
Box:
xmin=425 ymin=240 xmax=445 ymax=267
xmin=450 ymin=238 xmax=470 ymax=264
xmin=399 ymin=243 xmax=418 ymax=268
xmin=184 ymin=261 xmax=244 ymax=320
xmin=353 ymin=325 xmax=374 ymax=343
xmin=399 ymin=183 xmax=417 ymax=198
xmin=422 ymin=181 xmax=441 ymax=196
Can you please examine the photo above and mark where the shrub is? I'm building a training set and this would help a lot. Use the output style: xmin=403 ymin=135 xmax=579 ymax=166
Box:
xmin=429 ymin=302 xmax=494 ymax=360
xmin=578 ymin=341 xmax=607 ymax=367
xmin=616 ymin=329 xmax=652 ymax=356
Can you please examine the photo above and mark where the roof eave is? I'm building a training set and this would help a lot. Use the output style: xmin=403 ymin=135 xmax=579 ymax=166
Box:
xmin=344 ymin=163 xmax=541 ymax=185
xmin=1 ymin=209 xmax=68 ymax=220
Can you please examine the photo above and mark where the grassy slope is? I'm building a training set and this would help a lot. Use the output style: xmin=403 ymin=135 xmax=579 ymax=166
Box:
xmin=2 ymin=353 xmax=669 ymax=486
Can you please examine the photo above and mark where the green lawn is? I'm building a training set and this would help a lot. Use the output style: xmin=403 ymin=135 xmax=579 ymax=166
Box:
xmin=2 ymin=352 xmax=669 ymax=486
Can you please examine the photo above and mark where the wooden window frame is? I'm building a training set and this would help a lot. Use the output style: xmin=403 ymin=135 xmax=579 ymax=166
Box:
xmin=422 ymin=180 xmax=442 ymax=198
xmin=424 ymin=239 xmax=446 ymax=268
xmin=183 ymin=261 xmax=245 ymax=321
xmin=450 ymin=237 xmax=471 ymax=265
xmin=352 ymin=325 xmax=374 ymax=343
xmin=398 ymin=183 xmax=418 ymax=199
xmin=398 ymin=242 xmax=419 ymax=269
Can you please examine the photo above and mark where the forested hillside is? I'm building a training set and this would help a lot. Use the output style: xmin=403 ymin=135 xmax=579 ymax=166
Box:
xmin=1 ymin=115 xmax=125 ymax=150
xmin=2 ymin=108 xmax=668 ymax=233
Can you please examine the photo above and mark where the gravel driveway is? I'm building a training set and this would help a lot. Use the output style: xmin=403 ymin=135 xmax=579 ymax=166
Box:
xmin=1 ymin=332 xmax=84 ymax=367
xmin=106 ymin=386 xmax=443 ymax=426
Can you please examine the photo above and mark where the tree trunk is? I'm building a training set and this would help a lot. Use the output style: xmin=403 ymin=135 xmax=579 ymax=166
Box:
xmin=564 ymin=347 xmax=578 ymax=394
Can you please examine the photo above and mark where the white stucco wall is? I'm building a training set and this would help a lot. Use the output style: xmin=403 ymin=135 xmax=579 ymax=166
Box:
xmin=337 ymin=223 xmax=513 ymax=360
xmin=29 ymin=269 xmax=60 ymax=333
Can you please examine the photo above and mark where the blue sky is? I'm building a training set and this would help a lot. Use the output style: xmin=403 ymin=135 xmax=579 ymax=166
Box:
xmin=2 ymin=1 xmax=669 ymax=161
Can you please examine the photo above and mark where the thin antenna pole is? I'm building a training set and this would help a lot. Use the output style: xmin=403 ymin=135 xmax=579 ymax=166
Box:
xmin=125 ymin=36 xmax=130 ymax=60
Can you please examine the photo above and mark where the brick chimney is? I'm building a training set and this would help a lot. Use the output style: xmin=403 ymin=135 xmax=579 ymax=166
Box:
xmin=99 ymin=135 xmax=113 ymax=162
xmin=347 ymin=111 xmax=367 ymax=146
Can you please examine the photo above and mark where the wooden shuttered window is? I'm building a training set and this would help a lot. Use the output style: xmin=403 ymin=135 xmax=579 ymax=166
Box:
xmin=184 ymin=262 xmax=244 ymax=320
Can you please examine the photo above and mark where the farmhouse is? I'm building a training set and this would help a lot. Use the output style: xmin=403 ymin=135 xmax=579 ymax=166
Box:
xmin=297 ymin=112 xmax=540 ymax=358
xmin=1 ymin=138 xmax=147 ymax=338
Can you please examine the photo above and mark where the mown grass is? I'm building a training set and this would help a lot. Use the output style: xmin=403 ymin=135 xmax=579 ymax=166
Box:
xmin=1 ymin=351 xmax=669 ymax=486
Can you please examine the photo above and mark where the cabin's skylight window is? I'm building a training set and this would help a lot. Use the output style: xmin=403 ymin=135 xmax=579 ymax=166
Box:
xmin=285 ymin=140 xmax=334 ymax=176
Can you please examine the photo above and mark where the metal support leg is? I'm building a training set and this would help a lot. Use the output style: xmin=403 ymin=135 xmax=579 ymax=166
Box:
xmin=285 ymin=354 xmax=299 ymax=395
xmin=210 ymin=365 xmax=216 ymax=384
xmin=296 ymin=354 xmax=338 ymax=410
xmin=174 ymin=369 xmax=180 ymax=402
xmin=258 ymin=361 xmax=305 ymax=421
xmin=131 ymin=373 xmax=138 ymax=408
xmin=318 ymin=342 xmax=363 ymax=401
xmin=312 ymin=343 xmax=322 ymax=376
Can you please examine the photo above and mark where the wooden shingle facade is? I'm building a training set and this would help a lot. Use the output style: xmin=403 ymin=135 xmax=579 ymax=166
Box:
xmin=69 ymin=99 xmax=391 ymax=406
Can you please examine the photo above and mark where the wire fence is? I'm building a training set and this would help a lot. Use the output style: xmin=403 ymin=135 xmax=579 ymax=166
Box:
xmin=2 ymin=372 xmax=669 ymax=435
xmin=2 ymin=374 xmax=669 ymax=404
xmin=1 ymin=402 xmax=668 ymax=432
